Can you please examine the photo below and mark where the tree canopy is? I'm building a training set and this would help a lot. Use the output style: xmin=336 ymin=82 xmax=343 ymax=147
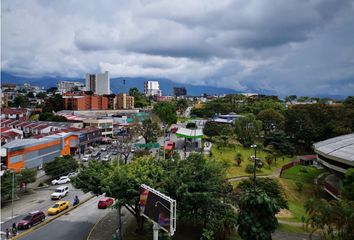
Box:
xmin=234 ymin=114 xmax=262 ymax=147
xmin=43 ymin=155 xmax=79 ymax=178
xmin=153 ymin=102 xmax=177 ymax=125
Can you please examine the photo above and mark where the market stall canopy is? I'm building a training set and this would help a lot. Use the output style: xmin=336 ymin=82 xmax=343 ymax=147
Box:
xmin=176 ymin=128 xmax=203 ymax=139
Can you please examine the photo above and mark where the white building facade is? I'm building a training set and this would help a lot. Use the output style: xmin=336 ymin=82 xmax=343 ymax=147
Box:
xmin=144 ymin=81 xmax=162 ymax=96
xmin=85 ymin=71 xmax=110 ymax=95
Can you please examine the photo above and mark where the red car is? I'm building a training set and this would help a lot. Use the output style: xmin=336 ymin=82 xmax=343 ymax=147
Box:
xmin=98 ymin=197 xmax=114 ymax=209
xmin=17 ymin=211 xmax=45 ymax=229
xmin=171 ymin=127 xmax=178 ymax=133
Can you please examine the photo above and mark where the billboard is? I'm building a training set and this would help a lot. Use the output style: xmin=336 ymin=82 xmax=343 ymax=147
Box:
xmin=139 ymin=184 xmax=176 ymax=235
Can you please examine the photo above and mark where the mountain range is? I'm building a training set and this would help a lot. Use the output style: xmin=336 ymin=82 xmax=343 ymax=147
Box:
xmin=1 ymin=72 xmax=241 ymax=96
xmin=0 ymin=72 xmax=347 ymax=99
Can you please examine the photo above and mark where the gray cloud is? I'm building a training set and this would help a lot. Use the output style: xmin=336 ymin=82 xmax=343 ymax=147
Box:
xmin=1 ymin=0 xmax=354 ymax=96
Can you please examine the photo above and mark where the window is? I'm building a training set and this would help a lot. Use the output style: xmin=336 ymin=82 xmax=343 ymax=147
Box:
xmin=10 ymin=155 xmax=22 ymax=164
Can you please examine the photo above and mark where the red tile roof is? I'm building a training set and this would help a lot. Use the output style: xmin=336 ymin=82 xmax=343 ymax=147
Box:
xmin=1 ymin=108 xmax=29 ymax=115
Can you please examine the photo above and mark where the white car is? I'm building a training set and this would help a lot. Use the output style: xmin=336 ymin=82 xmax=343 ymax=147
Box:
xmin=51 ymin=176 xmax=70 ymax=185
xmin=102 ymin=154 xmax=110 ymax=161
xmin=100 ymin=147 xmax=107 ymax=152
xmin=51 ymin=186 xmax=69 ymax=200
xmin=67 ymin=172 xmax=78 ymax=178
xmin=82 ymin=154 xmax=90 ymax=162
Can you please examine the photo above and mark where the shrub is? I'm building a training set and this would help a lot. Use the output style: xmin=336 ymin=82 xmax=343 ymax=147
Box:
xmin=38 ymin=182 xmax=44 ymax=187
xmin=296 ymin=181 xmax=304 ymax=192
xmin=245 ymin=164 xmax=254 ymax=174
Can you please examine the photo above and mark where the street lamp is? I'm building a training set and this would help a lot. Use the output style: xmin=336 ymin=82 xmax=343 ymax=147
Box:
xmin=250 ymin=144 xmax=257 ymax=192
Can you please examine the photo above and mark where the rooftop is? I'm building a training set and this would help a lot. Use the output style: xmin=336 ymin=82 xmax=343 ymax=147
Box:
xmin=314 ymin=133 xmax=354 ymax=162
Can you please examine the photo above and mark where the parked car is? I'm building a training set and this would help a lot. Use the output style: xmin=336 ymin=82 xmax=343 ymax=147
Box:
xmin=51 ymin=176 xmax=70 ymax=185
xmin=82 ymin=154 xmax=90 ymax=162
xmin=100 ymin=146 xmax=107 ymax=152
xmin=91 ymin=151 xmax=100 ymax=158
xmin=17 ymin=211 xmax=45 ymax=229
xmin=102 ymin=154 xmax=110 ymax=161
xmin=47 ymin=201 xmax=69 ymax=215
xmin=98 ymin=197 xmax=114 ymax=209
xmin=51 ymin=186 xmax=69 ymax=200
xmin=67 ymin=172 xmax=78 ymax=178
xmin=171 ymin=127 xmax=178 ymax=133
xmin=111 ymin=150 xmax=118 ymax=155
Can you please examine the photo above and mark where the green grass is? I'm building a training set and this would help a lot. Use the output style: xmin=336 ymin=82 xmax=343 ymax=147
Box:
xmin=277 ymin=178 xmax=316 ymax=223
xmin=281 ymin=165 xmax=326 ymax=184
xmin=277 ymin=223 xmax=305 ymax=233
xmin=211 ymin=144 xmax=293 ymax=178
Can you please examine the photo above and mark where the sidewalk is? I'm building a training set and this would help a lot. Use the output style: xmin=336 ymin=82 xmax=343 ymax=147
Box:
xmin=88 ymin=207 xmax=134 ymax=240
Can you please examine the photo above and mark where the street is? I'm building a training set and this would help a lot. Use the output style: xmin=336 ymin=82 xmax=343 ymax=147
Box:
xmin=19 ymin=195 xmax=112 ymax=240
xmin=1 ymin=183 xmax=85 ymax=238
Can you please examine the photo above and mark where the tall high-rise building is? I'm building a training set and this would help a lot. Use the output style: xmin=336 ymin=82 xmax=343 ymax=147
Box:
xmin=85 ymin=71 xmax=110 ymax=95
xmin=144 ymin=81 xmax=162 ymax=96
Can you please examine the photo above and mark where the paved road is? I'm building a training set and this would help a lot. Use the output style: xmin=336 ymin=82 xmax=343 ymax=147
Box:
xmin=19 ymin=195 xmax=111 ymax=240
xmin=1 ymin=183 xmax=84 ymax=237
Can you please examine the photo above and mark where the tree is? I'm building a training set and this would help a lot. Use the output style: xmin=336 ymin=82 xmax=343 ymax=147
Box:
xmin=237 ymin=178 xmax=288 ymax=210
xmin=285 ymin=95 xmax=297 ymax=102
xmin=13 ymin=95 xmax=29 ymax=107
xmin=153 ymin=102 xmax=177 ymax=125
xmin=203 ymin=121 xmax=222 ymax=138
xmin=27 ymin=92 xmax=35 ymax=98
xmin=43 ymin=94 xmax=64 ymax=112
xmin=304 ymin=198 xmax=354 ymax=240
xmin=342 ymin=168 xmax=354 ymax=201
xmin=263 ymin=130 xmax=295 ymax=156
xmin=343 ymin=96 xmax=354 ymax=106
xmin=142 ymin=118 xmax=160 ymax=143
xmin=46 ymin=87 xmax=58 ymax=94
xmin=237 ymin=189 xmax=280 ymax=240
xmin=0 ymin=170 xmax=18 ymax=203
xmin=257 ymin=109 xmax=285 ymax=134
xmin=265 ymin=155 xmax=273 ymax=168
xmin=43 ymin=155 xmax=79 ymax=178
xmin=176 ymin=99 xmax=188 ymax=113
xmin=17 ymin=168 xmax=37 ymax=192
xmin=186 ymin=122 xmax=197 ymax=129
xmin=234 ymin=114 xmax=262 ymax=147
xmin=39 ymin=112 xmax=67 ymax=122
xmin=235 ymin=153 xmax=243 ymax=166
xmin=129 ymin=87 xmax=150 ymax=108
xmin=36 ymin=92 xmax=47 ymax=99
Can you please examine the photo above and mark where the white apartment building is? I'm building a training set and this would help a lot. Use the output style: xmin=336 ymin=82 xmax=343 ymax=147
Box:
xmin=85 ymin=71 xmax=110 ymax=95
xmin=57 ymin=81 xmax=86 ymax=93
xmin=144 ymin=81 xmax=162 ymax=96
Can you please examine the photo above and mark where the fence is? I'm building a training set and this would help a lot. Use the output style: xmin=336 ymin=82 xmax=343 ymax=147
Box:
xmin=279 ymin=160 xmax=300 ymax=177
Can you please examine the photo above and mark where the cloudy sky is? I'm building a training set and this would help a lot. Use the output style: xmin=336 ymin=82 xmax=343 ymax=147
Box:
xmin=2 ymin=0 xmax=354 ymax=96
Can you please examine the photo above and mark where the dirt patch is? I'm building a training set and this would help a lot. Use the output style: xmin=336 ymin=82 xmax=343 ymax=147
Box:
xmin=276 ymin=209 xmax=293 ymax=218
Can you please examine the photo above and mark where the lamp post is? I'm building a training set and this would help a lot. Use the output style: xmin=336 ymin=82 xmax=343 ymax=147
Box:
xmin=251 ymin=144 xmax=257 ymax=192
xmin=11 ymin=170 xmax=15 ymax=219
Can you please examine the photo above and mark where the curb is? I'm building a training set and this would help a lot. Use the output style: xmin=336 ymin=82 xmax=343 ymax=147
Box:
xmin=13 ymin=194 xmax=95 ymax=240
xmin=86 ymin=210 xmax=110 ymax=240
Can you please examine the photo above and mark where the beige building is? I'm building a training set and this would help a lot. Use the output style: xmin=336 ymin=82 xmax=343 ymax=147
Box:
xmin=116 ymin=94 xmax=134 ymax=110
xmin=83 ymin=118 xmax=113 ymax=137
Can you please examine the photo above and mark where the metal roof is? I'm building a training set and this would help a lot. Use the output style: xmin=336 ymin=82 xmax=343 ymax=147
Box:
xmin=313 ymin=133 xmax=354 ymax=162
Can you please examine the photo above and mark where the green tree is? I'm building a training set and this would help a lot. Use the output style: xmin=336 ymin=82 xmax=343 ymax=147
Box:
xmin=46 ymin=87 xmax=58 ymax=94
xmin=39 ymin=112 xmax=67 ymax=122
xmin=343 ymin=96 xmax=354 ymax=105
xmin=265 ymin=155 xmax=273 ymax=168
xmin=342 ymin=168 xmax=354 ymax=201
xmin=129 ymin=87 xmax=150 ymax=108
xmin=263 ymin=130 xmax=295 ymax=156
xmin=304 ymin=198 xmax=354 ymax=240
xmin=238 ymin=178 xmax=288 ymax=209
xmin=17 ymin=168 xmax=37 ymax=192
xmin=13 ymin=95 xmax=29 ymax=107
xmin=36 ymin=92 xmax=47 ymax=99
xmin=203 ymin=121 xmax=221 ymax=137
xmin=43 ymin=94 xmax=64 ymax=112
xmin=257 ymin=109 xmax=285 ymax=134
xmin=0 ymin=170 xmax=18 ymax=203
xmin=176 ymin=99 xmax=188 ymax=112
xmin=43 ymin=155 xmax=79 ymax=178
xmin=186 ymin=122 xmax=197 ymax=129
xmin=237 ymin=189 xmax=280 ymax=240
xmin=142 ymin=118 xmax=160 ymax=143
xmin=285 ymin=95 xmax=297 ymax=102
xmin=27 ymin=92 xmax=35 ymax=98
xmin=153 ymin=102 xmax=177 ymax=125
xmin=234 ymin=114 xmax=262 ymax=147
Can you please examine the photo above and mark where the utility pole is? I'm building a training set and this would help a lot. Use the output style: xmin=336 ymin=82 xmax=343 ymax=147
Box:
xmin=11 ymin=170 xmax=15 ymax=219
xmin=251 ymin=144 xmax=257 ymax=192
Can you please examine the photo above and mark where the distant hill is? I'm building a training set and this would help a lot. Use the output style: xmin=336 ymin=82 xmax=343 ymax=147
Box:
xmin=1 ymin=72 xmax=241 ymax=96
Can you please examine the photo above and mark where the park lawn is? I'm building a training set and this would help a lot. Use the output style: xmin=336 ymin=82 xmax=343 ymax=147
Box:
xmin=277 ymin=223 xmax=306 ymax=234
xmin=211 ymin=144 xmax=293 ymax=178
xmin=277 ymin=178 xmax=316 ymax=223
xmin=281 ymin=165 xmax=327 ymax=184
